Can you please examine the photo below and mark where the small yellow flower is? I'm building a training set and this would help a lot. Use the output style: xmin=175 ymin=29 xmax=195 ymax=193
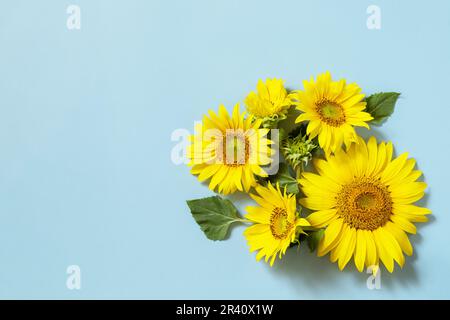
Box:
xmin=244 ymin=183 xmax=310 ymax=266
xmin=290 ymin=72 xmax=373 ymax=154
xmin=188 ymin=104 xmax=272 ymax=195
xmin=299 ymin=136 xmax=431 ymax=273
xmin=245 ymin=78 xmax=292 ymax=125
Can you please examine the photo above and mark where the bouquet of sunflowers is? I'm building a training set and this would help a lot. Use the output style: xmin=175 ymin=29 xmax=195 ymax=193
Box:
xmin=185 ymin=72 xmax=430 ymax=273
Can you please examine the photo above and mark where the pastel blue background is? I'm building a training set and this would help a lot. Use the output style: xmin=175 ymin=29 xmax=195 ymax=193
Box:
xmin=0 ymin=0 xmax=448 ymax=299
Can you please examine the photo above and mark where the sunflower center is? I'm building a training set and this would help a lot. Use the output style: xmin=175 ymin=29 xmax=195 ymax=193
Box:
xmin=336 ymin=179 xmax=392 ymax=230
xmin=270 ymin=207 xmax=293 ymax=239
xmin=355 ymin=192 xmax=377 ymax=210
xmin=316 ymin=100 xmax=346 ymax=127
xmin=222 ymin=131 xmax=250 ymax=167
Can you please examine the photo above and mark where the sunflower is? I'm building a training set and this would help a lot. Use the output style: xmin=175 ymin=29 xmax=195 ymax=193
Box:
xmin=299 ymin=136 xmax=431 ymax=272
xmin=244 ymin=78 xmax=293 ymax=126
xmin=290 ymin=72 xmax=373 ymax=154
xmin=244 ymin=183 xmax=310 ymax=266
xmin=188 ymin=103 xmax=272 ymax=195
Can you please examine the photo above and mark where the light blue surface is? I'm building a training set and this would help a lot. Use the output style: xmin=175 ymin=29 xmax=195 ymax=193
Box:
xmin=0 ymin=0 xmax=449 ymax=299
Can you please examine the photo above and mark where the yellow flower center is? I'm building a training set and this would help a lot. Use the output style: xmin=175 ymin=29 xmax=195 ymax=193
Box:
xmin=316 ymin=100 xmax=346 ymax=127
xmin=222 ymin=132 xmax=250 ymax=167
xmin=336 ymin=179 xmax=393 ymax=230
xmin=270 ymin=207 xmax=293 ymax=239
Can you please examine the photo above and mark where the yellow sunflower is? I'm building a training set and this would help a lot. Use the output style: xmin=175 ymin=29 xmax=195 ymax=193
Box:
xmin=290 ymin=72 xmax=373 ymax=154
xmin=299 ymin=136 xmax=431 ymax=272
xmin=188 ymin=103 xmax=272 ymax=195
xmin=244 ymin=78 xmax=293 ymax=123
xmin=244 ymin=183 xmax=310 ymax=266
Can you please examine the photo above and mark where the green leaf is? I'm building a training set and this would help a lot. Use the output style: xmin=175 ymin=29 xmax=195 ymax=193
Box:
xmin=269 ymin=162 xmax=299 ymax=194
xmin=306 ymin=229 xmax=325 ymax=252
xmin=365 ymin=92 xmax=400 ymax=125
xmin=186 ymin=196 xmax=244 ymax=241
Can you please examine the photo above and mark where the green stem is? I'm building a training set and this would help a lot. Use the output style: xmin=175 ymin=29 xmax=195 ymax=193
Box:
xmin=294 ymin=164 xmax=303 ymax=179
xmin=234 ymin=218 xmax=252 ymax=224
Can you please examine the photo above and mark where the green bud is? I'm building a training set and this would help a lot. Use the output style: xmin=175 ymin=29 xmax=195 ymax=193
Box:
xmin=282 ymin=134 xmax=317 ymax=177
